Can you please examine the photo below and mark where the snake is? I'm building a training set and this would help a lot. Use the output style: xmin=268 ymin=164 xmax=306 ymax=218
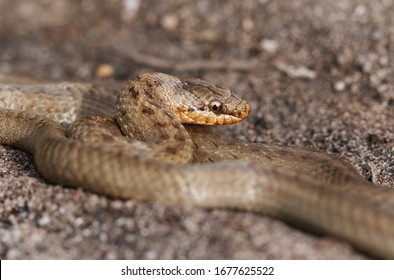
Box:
xmin=0 ymin=72 xmax=394 ymax=259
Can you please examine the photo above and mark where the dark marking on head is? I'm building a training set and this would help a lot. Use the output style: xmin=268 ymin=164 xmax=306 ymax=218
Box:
xmin=142 ymin=107 xmax=154 ymax=115
xmin=147 ymin=79 xmax=162 ymax=88
xmin=145 ymin=91 xmax=154 ymax=100
xmin=129 ymin=86 xmax=139 ymax=98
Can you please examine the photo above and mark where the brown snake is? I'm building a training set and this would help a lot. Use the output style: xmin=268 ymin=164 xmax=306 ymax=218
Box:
xmin=0 ymin=72 xmax=394 ymax=259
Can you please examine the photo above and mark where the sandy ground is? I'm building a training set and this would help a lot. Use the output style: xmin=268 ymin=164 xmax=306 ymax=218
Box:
xmin=0 ymin=0 xmax=393 ymax=259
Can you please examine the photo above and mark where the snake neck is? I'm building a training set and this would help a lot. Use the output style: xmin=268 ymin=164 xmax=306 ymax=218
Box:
xmin=115 ymin=77 xmax=194 ymax=164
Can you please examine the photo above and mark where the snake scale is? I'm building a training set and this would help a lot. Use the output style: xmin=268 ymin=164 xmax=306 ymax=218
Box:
xmin=0 ymin=72 xmax=394 ymax=259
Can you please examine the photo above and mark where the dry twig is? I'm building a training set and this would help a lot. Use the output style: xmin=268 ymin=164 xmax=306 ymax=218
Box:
xmin=117 ymin=46 xmax=261 ymax=72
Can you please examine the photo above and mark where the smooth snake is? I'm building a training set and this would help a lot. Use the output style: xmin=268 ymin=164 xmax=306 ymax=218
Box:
xmin=0 ymin=72 xmax=394 ymax=259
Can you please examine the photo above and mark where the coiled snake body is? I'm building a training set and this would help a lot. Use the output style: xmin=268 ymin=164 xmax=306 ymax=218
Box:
xmin=0 ymin=72 xmax=394 ymax=258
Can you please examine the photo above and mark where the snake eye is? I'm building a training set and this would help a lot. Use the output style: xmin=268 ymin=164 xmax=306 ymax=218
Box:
xmin=208 ymin=100 xmax=222 ymax=114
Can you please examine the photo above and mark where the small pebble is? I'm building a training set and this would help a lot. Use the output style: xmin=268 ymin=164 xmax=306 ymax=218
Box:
xmin=95 ymin=64 xmax=114 ymax=78
xmin=334 ymin=81 xmax=346 ymax=92
xmin=260 ymin=39 xmax=279 ymax=53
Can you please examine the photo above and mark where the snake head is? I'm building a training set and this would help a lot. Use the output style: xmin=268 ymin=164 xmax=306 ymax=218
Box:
xmin=177 ymin=77 xmax=251 ymax=125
